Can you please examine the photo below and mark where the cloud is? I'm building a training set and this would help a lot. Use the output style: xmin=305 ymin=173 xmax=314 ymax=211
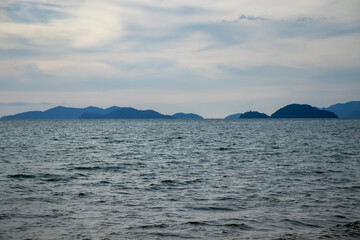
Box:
xmin=0 ymin=102 xmax=30 ymax=107
xmin=0 ymin=102 xmax=52 ymax=106
xmin=238 ymin=14 xmax=268 ymax=21
xmin=0 ymin=101 xmax=55 ymax=116
xmin=0 ymin=1 xmax=124 ymax=49
xmin=0 ymin=0 xmax=359 ymax=117
xmin=3 ymin=2 xmax=68 ymax=23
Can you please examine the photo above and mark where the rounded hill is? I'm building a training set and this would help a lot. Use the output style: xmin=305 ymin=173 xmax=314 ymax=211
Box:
xmin=271 ymin=104 xmax=338 ymax=118
xmin=240 ymin=111 xmax=269 ymax=119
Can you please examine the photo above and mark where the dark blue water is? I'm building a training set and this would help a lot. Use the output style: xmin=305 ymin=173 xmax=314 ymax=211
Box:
xmin=0 ymin=119 xmax=359 ymax=239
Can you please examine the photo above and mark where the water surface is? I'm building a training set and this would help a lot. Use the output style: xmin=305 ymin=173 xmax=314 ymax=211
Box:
xmin=0 ymin=119 xmax=359 ymax=239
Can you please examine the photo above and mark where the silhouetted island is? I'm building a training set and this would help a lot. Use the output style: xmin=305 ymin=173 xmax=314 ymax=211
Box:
xmin=3 ymin=101 xmax=358 ymax=119
xmin=240 ymin=111 xmax=270 ymax=118
xmin=225 ymin=113 xmax=242 ymax=119
xmin=1 ymin=106 xmax=172 ymax=119
xmin=323 ymin=101 xmax=360 ymax=118
xmin=271 ymin=104 xmax=338 ymax=118
xmin=80 ymin=108 xmax=173 ymax=119
xmin=0 ymin=106 xmax=121 ymax=119
xmin=172 ymin=113 xmax=203 ymax=119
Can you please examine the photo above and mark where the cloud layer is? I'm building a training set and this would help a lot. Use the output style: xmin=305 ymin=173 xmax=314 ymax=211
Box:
xmin=0 ymin=0 xmax=359 ymax=117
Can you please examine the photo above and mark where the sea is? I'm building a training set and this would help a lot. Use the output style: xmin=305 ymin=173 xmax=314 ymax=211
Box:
xmin=0 ymin=119 xmax=359 ymax=240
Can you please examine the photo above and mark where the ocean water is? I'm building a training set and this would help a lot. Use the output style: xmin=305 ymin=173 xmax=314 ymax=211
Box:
xmin=0 ymin=119 xmax=359 ymax=240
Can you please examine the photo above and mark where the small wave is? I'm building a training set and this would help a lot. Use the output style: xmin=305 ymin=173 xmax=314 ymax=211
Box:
xmin=274 ymin=220 xmax=360 ymax=240
xmin=0 ymin=214 xmax=10 ymax=220
xmin=98 ymin=180 xmax=110 ymax=184
xmin=78 ymin=192 xmax=87 ymax=197
xmin=7 ymin=174 xmax=36 ymax=179
xmin=75 ymin=145 xmax=96 ymax=150
xmin=8 ymin=173 xmax=78 ymax=182
xmin=104 ymin=139 xmax=126 ymax=144
xmin=187 ymin=206 xmax=235 ymax=211
xmin=149 ymin=232 xmax=192 ymax=238
xmin=280 ymin=218 xmax=321 ymax=228
xmin=272 ymin=233 xmax=303 ymax=240
xmin=74 ymin=166 xmax=101 ymax=170
xmin=184 ymin=221 xmax=252 ymax=230
xmin=185 ymin=221 xmax=210 ymax=226
xmin=184 ymin=178 xmax=203 ymax=184
xmin=318 ymin=220 xmax=360 ymax=239
xmin=222 ymin=223 xmax=253 ymax=230
xmin=217 ymin=147 xmax=232 ymax=151
xmin=127 ymin=223 xmax=169 ymax=230
xmin=161 ymin=179 xmax=179 ymax=185
xmin=38 ymin=173 xmax=71 ymax=182
xmin=138 ymin=223 xmax=168 ymax=229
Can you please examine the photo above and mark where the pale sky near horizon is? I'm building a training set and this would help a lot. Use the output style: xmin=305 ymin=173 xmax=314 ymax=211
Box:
xmin=0 ymin=0 xmax=359 ymax=118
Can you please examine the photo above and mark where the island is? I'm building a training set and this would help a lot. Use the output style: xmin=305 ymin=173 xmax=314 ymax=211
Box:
xmin=3 ymin=102 xmax=355 ymax=120
xmin=1 ymin=106 xmax=173 ymax=120
xmin=240 ymin=111 xmax=270 ymax=118
xmin=225 ymin=113 xmax=242 ymax=119
xmin=271 ymin=104 xmax=338 ymax=118
xmin=323 ymin=101 xmax=360 ymax=118
xmin=172 ymin=113 xmax=203 ymax=119
xmin=80 ymin=108 xmax=174 ymax=119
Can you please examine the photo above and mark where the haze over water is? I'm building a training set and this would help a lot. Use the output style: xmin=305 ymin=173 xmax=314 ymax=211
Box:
xmin=0 ymin=119 xmax=359 ymax=239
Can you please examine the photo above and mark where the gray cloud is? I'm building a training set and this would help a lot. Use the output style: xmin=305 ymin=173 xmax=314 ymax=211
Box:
xmin=3 ymin=2 xmax=67 ymax=23
xmin=0 ymin=102 xmax=52 ymax=106
xmin=0 ymin=1 xmax=359 ymax=117
xmin=296 ymin=16 xmax=314 ymax=22
xmin=239 ymin=14 xmax=268 ymax=21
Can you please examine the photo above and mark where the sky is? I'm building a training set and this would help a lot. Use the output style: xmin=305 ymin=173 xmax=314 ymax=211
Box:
xmin=0 ymin=0 xmax=359 ymax=118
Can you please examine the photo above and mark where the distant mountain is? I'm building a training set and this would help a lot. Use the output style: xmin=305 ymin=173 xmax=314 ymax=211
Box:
xmin=240 ymin=111 xmax=270 ymax=119
xmin=172 ymin=113 xmax=203 ymax=119
xmin=271 ymin=104 xmax=338 ymax=118
xmin=1 ymin=106 xmax=116 ymax=119
xmin=323 ymin=101 xmax=360 ymax=118
xmin=80 ymin=107 xmax=174 ymax=119
xmin=1 ymin=106 xmax=171 ymax=120
xmin=225 ymin=113 xmax=242 ymax=119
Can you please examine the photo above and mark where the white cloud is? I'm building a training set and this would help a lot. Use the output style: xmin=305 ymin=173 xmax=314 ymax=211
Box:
xmin=0 ymin=1 xmax=123 ymax=49
xmin=32 ymin=59 xmax=120 ymax=78
xmin=0 ymin=0 xmax=359 ymax=116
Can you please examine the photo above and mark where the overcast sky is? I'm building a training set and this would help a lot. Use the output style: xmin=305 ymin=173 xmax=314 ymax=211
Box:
xmin=0 ymin=0 xmax=359 ymax=118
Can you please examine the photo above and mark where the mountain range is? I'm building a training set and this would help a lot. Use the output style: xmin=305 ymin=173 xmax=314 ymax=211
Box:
xmin=1 ymin=106 xmax=204 ymax=120
xmin=0 ymin=106 xmax=119 ymax=120
xmin=1 ymin=101 xmax=359 ymax=119
xmin=81 ymin=108 xmax=173 ymax=119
